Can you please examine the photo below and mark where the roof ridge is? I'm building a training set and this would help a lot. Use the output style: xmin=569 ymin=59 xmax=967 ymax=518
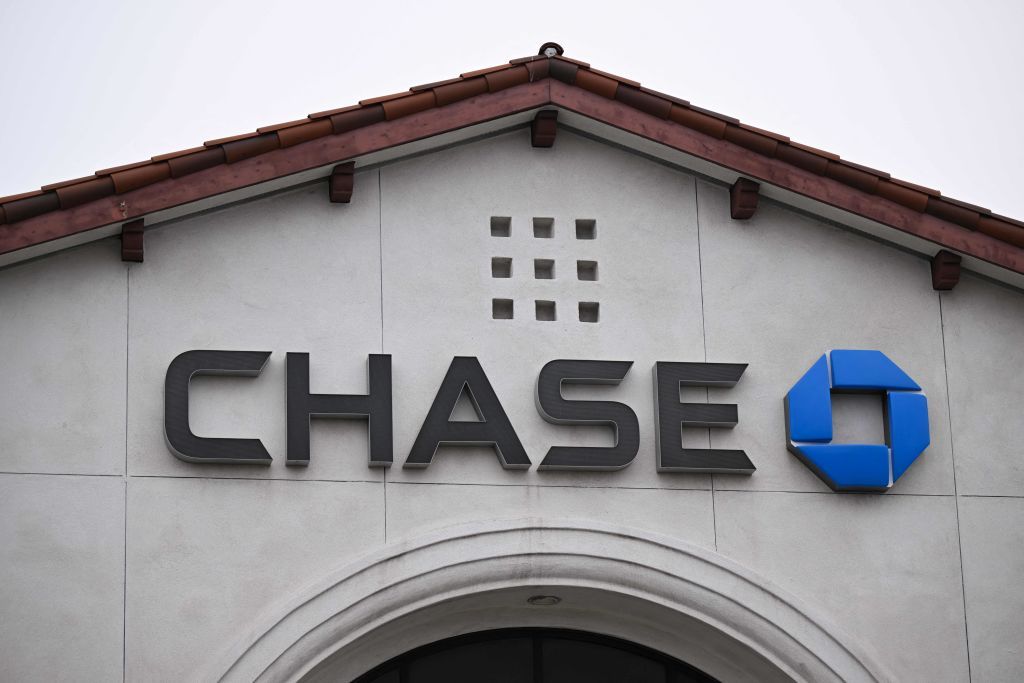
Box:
xmin=1 ymin=45 xmax=1022 ymax=259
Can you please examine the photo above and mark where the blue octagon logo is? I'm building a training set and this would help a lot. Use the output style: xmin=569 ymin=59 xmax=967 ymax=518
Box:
xmin=785 ymin=350 xmax=929 ymax=492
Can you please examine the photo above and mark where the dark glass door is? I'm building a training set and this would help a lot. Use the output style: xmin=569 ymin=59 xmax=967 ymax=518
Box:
xmin=353 ymin=628 xmax=718 ymax=683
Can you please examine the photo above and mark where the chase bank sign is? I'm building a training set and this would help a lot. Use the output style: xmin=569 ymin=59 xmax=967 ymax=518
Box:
xmin=164 ymin=348 xmax=928 ymax=493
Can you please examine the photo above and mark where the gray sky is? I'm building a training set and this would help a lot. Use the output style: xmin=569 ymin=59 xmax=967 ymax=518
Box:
xmin=2 ymin=0 xmax=1022 ymax=218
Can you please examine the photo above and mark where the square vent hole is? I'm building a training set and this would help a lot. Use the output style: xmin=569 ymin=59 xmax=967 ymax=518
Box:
xmin=576 ymin=219 xmax=596 ymax=239
xmin=579 ymin=301 xmax=600 ymax=323
xmin=490 ymin=216 xmax=511 ymax=237
xmin=533 ymin=217 xmax=554 ymax=238
xmin=492 ymin=298 xmax=513 ymax=320
xmin=534 ymin=258 xmax=555 ymax=279
xmin=577 ymin=260 xmax=598 ymax=281
xmin=491 ymin=257 xmax=512 ymax=278
xmin=535 ymin=300 xmax=556 ymax=321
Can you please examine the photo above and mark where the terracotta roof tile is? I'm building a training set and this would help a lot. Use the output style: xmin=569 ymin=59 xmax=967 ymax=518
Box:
xmin=554 ymin=55 xmax=590 ymax=68
xmin=151 ymin=146 xmax=208 ymax=162
xmin=95 ymin=159 xmax=154 ymax=176
xmin=111 ymin=161 xmax=171 ymax=194
xmin=41 ymin=174 xmax=102 ymax=191
xmin=825 ymin=160 xmax=880 ymax=194
xmin=978 ymin=216 xmax=1024 ymax=248
xmin=687 ymin=104 xmax=739 ymax=125
xmin=410 ymin=76 xmax=464 ymax=92
xmin=786 ymin=140 xmax=839 ymax=161
xmin=724 ymin=125 xmax=780 ymax=157
xmin=591 ymin=68 xmax=639 ymax=88
xmin=775 ymin=142 xmax=828 ymax=174
xmin=359 ymin=91 xmax=414 ymax=106
xmin=256 ymin=118 xmax=313 ymax=134
xmin=2 ymin=46 xmax=1022 ymax=265
xmin=548 ymin=59 xmax=578 ymax=85
xmin=55 ymin=177 xmax=115 ymax=209
xmin=991 ymin=212 xmax=1024 ymax=229
xmin=433 ymin=78 xmax=488 ymax=106
xmin=1 ymin=189 xmax=47 ymax=202
xmin=204 ymin=131 xmax=262 ymax=147
xmin=926 ymin=196 xmax=980 ymax=230
xmin=167 ymin=147 xmax=226 ymax=178
xmin=836 ymin=158 xmax=890 ymax=179
xmin=276 ymin=118 xmax=333 ymax=148
xmin=308 ymin=103 xmax=362 ymax=119
xmin=460 ymin=64 xmax=513 ymax=78
xmin=524 ymin=59 xmax=550 ymax=81
xmin=382 ymin=91 xmax=436 ymax=120
xmin=639 ymin=86 xmax=688 ymax=107
xmin=330 ymin=105 xmax=385 ymax=134
xmin=668 ymin=105 xmax=728 ymax=139
xmin=615 ymin=85 xmax=672 ymax=119
xmin=3 ymin=192 xmax=60 ymax=223
xmin=575 ymin=69 xmax=619 ymax=99
xmin=509 ymin=55 xmax=547 ymax=65
xmin=939 ymin=195 xmax=990 ymax=214
xmin=739 ymin=123 xmax=789 ymax=143
xmin=876 ymin=179 xmax=929 ymax=212
xmin=484 ymin=65 xmax=529 ymax=92
xmin=222 ymin=133 xmax=279 ymax=163
xmin=888 ymin=176 xmax=940 ymax=197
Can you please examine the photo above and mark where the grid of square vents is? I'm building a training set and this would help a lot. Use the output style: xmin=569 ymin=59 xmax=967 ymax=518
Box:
xmin=489 ymin=216 xmax=599 ymax=323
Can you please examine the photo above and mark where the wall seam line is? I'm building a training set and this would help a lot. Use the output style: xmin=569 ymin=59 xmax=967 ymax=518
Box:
xmin=939 ymin=292 xmax=973 ymax=681
xmin=379 ymin=168 xmax=387 ymax=544
xmin=122 ymin=265 xmax=129 ymax=683
xmin=693 ymin=178 xmax=718 ymax=552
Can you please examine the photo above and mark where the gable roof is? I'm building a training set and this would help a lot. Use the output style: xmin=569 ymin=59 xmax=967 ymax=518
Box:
xmin=2 ymin=43 xmax=1022 ymax=283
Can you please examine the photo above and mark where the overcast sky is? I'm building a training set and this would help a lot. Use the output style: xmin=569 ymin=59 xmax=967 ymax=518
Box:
xmin=2 ymin=0 xmax=1022 ymax=218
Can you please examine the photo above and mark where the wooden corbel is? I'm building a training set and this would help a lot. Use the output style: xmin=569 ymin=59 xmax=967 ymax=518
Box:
xmin=531 ymin=110 xmax=558 ymax=148
xmin=730 ymin=177 xmax=760 ymax=220
xmin=931 ymin=249 xmax=961 ymax=290
xmin=329 ymin=162 xmax=355 ymax=203
xmin=121 ymin=218 xmax=144 ymax=262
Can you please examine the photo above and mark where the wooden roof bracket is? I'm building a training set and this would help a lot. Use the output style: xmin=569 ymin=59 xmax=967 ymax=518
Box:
xmin=931 ymin=249 xmax=962 ymax=290
xmin=329 ymin=162 xmax=355 ymax=203
xmin=121 ymin=218 xmax=144 ymax=262
xmin=532 ymin=110 xmax=558 ymax=148
xmin=730 ymin=177 xmax=760 ymax=219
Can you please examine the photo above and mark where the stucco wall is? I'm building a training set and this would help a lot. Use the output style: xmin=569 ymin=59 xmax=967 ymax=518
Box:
xmin=0 ymin=129 xmax=1021 ymax=681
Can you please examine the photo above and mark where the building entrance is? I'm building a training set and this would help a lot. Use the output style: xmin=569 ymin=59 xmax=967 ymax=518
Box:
xmin=352 ymin=628 xmax=717 ymax=683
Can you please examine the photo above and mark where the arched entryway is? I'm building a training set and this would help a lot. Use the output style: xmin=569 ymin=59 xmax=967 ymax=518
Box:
xmin=208 ymin=520 xmax=890 ymax=682
xmin=352 ymin=628 xmax=717 ymax=683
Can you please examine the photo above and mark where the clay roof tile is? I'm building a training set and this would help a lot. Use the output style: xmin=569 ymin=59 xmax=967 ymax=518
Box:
xmin=95 ymin=159 xmax=154 ymax=176
xmin=204 ymin=131 xmax=262 ymax=147
xmin=2 ymin=47 xmax=1022 ymax=269
xmin=256 ymin=118 xmax=313 ymax=134
xmin=151 ymin=146 xmax=208 ymax=162
xmin=460 ymin=64 xmax=513 ymax=78
xmin=359 ymin=91 xmax=415 ymax=106
xmin=591 ymin=68 xmax=639 ymax=88
xmin=410 ymin=76 xmax=465 ymax=92
xmin=307 ymin=103 xmax=362 ymax=119
xmin=41 ymin=174 xmax=102 ymax=191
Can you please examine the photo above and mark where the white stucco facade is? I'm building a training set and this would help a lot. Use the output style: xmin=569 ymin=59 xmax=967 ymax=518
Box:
xmin=1 ymin=128 xmax=1022 ymax=681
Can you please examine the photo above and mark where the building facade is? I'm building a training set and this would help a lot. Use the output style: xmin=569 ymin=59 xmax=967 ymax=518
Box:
xmin=1 ymin=45 xmax=1022 ymax=682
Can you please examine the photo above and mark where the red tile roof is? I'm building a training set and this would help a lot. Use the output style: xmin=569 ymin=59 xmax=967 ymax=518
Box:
xmin=2 ymin=43 xmax=1023 ymax=270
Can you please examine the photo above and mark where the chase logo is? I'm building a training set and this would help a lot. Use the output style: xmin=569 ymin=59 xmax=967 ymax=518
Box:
xmin=785 ymin=350 xmax=929 ymax=492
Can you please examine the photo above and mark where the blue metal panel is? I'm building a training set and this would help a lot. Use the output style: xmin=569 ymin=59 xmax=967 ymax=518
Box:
xmin=887 ymin=391 xmax=930 ymax=481
xmin=785 ymin=355 xmax=832 ymax=442
xmin=794 ymin=444 xmax=891 ymax=491
xmin=830 ymin=349 xmax=920 ymax=391
xmin=786 ymin=349 xmax=930 ymax=493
